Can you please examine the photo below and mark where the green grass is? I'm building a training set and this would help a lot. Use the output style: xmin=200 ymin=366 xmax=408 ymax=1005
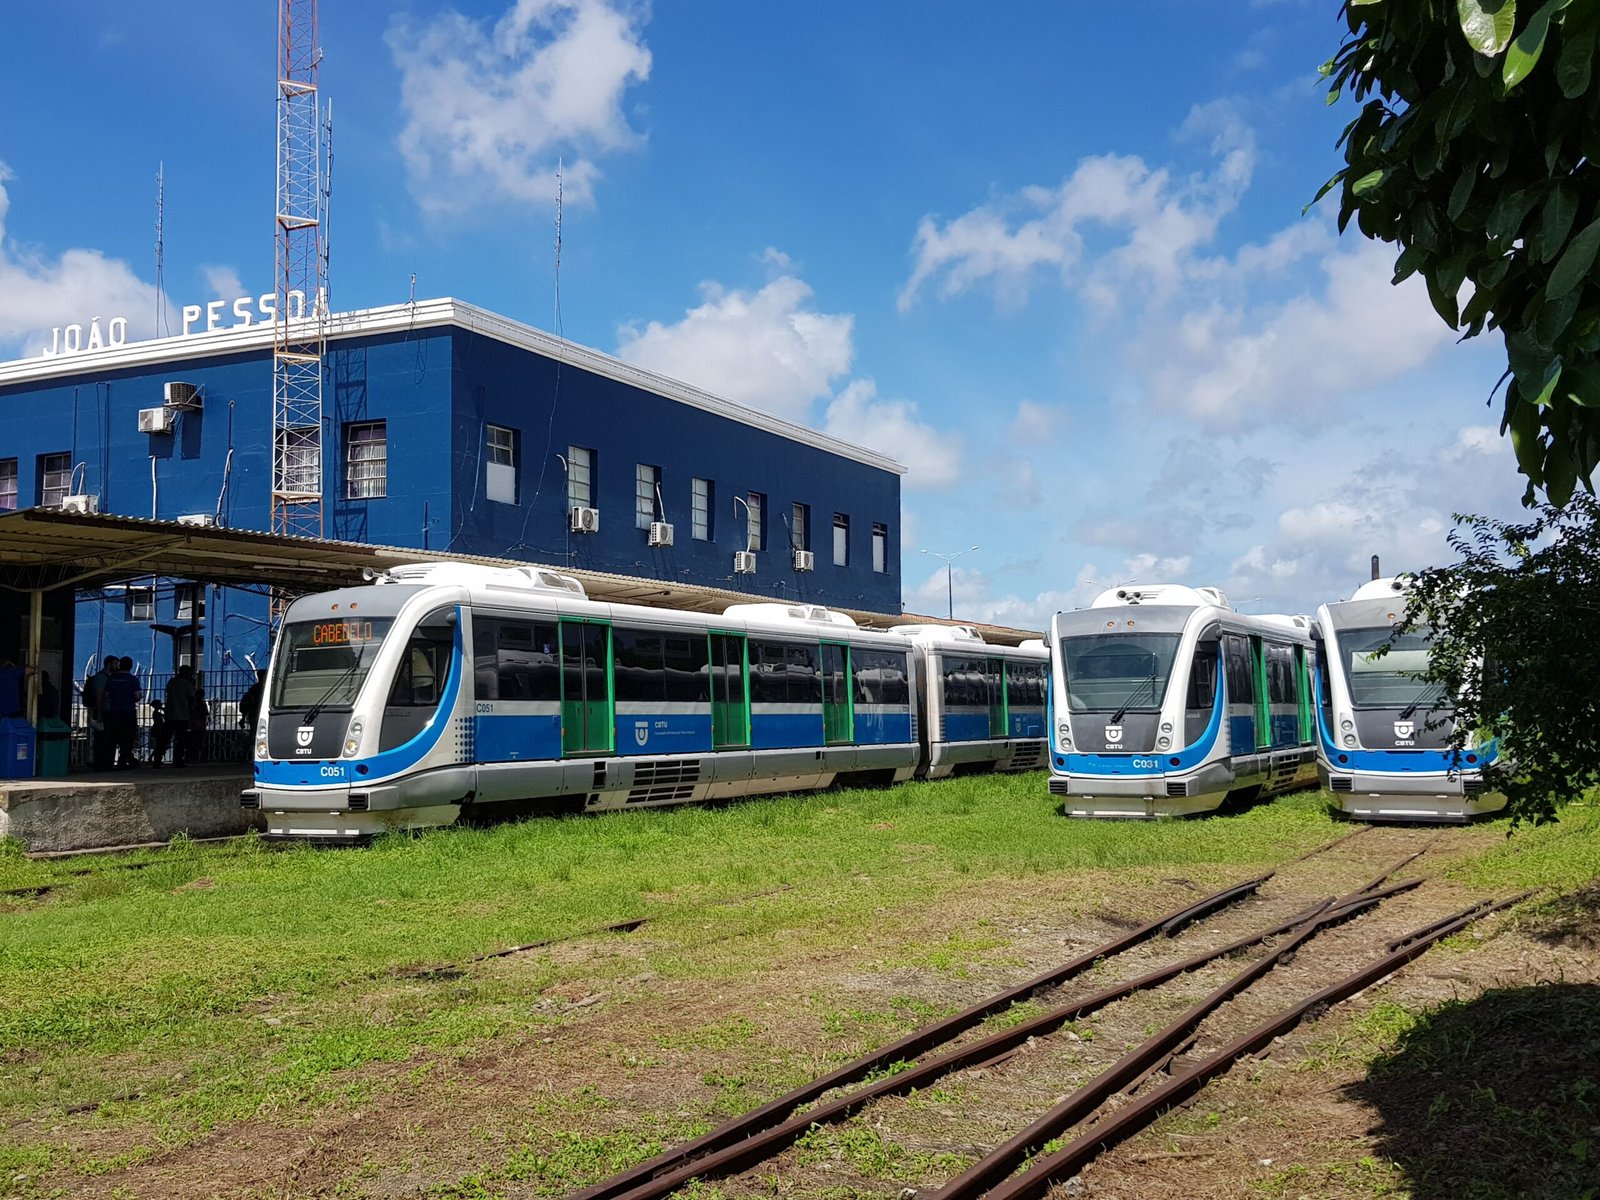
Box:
xmin=0 ymin=775 xmax=1594 ymax=1197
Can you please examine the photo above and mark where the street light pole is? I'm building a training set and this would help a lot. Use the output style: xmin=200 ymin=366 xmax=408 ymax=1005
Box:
xmin=919 ymin=545 xmax=980 ymax=620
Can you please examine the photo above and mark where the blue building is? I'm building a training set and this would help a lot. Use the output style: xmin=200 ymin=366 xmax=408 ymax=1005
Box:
xmin=0 ymin=298 xmax=904 ymax=693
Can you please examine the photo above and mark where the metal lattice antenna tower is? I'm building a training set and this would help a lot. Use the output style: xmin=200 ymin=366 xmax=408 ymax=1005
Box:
xmin=272 ymin=0 xmax=328 ymax=546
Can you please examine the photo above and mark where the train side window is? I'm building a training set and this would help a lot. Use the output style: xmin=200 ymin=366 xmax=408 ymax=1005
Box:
xmin=477 ymin=619 xmax=558 ymax=701
xmin=1267 ymin=645 xmax=1294 ymax=704
xmin=1186 ymin=645 xmax=1219 ymax=709
xmin=663 ymin=632 xmax=710 ymax=702
xmin=614 ymin=627 xmax=667 ymax=703
xmin=787 ymin=642 xmax=822 ymax=704
xmin=750 ymin=640 xmax=789 ymax=704
xmin=853 ymin=649 xmax=909 ymax=705
xmin=389 ymin=613 xmax=454 ymax=708
xmin=1223 ymin=635 xmax=1253 ymax=705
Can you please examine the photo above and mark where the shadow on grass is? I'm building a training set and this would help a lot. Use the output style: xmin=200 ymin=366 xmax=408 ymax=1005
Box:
xmin=1344 ymin=982 xmax=1600 ymax=1200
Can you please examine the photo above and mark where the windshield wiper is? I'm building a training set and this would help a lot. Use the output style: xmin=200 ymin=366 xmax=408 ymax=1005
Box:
xmin=304 ymin=645 xmax=368 ymax=724
xmin=1110 ymin=672 xmax=1157 ymax=725
xmin=1397 ymin=682 xmax=1445 ymax=722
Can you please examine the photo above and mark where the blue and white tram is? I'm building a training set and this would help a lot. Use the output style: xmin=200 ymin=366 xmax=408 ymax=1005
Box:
xmin=1312 ymin=577 xmax=1505 ymax=823
xmin=243 ymin=562 xmax=919 ymax=839
xmin=890 ymin=625 xmax=1049 ymax=778
xmin=1047 ymin=585 xmax=1319 ymax=818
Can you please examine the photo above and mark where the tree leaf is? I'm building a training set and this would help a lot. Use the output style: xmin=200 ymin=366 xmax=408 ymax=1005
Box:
xmin=1458 ymin=0 xmax=1518 ymax=55
xmin=1547 ymin=215 xmax=1600 ymax=300
xmin=1556 ymin=20 xmax=1597 ymax=97
xmin=1503 ymin=0 xmax=1557 ymax=89
xmin=1537 ymin=184 xmax=1578 ymax=264
xmin=1448 ymin=162 xmax=1480 ymax=220
xmin=1351 ymin=169 xmax=1390 ymax=196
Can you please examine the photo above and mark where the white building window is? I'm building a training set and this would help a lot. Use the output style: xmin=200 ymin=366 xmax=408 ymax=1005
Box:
xmin=791 ymin=502 xmax=809 ymax=550
xmin=872 ymin=522 xmax=888 ymax=573
xmin=39 ymin=452 xmax=71 ymax=507
xmin=567 ymin=445 xmax=593 ymax=509
xmin=127 ymin=586 xmax=154 ymax=622
xmin=279 ymin=426 xmax=321 ymax=495
xmin=0 ymin=459 xmax=16 ymax=510
xmin=345 ymin=421 xmax=387 ymax=499
xmin=636 ymin=464 xmax=660 ymax=530
xmin=487 ymin=425 xmax=518 ymax=504
xmin=833 ymin=512 xmax=850 ymax=567
xmin=747 ymin=492 xmax=765 ymax=552
xmin=175 ymin=584 xmax=205 ymax=622
xmin=692 ymin=478 xmax=713 ymax=540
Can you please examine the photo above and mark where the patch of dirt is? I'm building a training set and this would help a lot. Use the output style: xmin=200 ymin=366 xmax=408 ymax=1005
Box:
xmin=18 ymin=825 xmax=1598 ymax=1200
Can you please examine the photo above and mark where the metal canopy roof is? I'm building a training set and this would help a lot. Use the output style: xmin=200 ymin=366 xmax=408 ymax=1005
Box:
xmin=0 ymin=509 xmax=1038 ymax=643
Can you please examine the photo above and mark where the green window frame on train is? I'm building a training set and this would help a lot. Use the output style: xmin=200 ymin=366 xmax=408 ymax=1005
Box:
xmin=709 ymin=631 xmax=750 ymax=748
xmin=820 ymin=640 xmax=854 ymax=745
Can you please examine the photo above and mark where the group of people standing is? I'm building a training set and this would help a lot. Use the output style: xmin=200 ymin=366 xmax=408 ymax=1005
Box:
xmin=83 ymin=660 xmax=207 ymax=771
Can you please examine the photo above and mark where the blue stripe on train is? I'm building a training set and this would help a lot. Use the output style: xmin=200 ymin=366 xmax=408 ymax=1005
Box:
xmin=856 ymin=711 xmax=913 ymax=745
xmin=476 ymin=714 xmax=562 ymax=761
xmin=750 ymin=710 xmax=824 ymax=750
xmin=617 ymin=714 xmax=714 ymax=754
xmin=942 ymin=712 xmax=993 ymax=742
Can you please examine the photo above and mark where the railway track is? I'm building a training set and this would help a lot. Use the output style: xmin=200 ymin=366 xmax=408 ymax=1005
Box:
xmin=562 ymin=831 xmax=1532 ymax=1200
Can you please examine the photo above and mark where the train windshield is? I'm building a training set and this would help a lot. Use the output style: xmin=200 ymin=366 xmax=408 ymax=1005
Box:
xmin=1336 ymin=626 xmax=1441 ymax=709
xmin=271 ymin=617 xmax=396 ymax=711
xmin=1059 ymin=633 xmax=1182 ymax=712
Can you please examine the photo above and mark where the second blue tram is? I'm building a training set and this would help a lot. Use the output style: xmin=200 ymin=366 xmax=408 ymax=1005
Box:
xmin=1048 ymin=585 xmax=1318 ymax=818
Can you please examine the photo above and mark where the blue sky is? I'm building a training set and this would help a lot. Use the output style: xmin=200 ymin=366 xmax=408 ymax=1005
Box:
xmin=0 ymin=0 xmax=1529 ymax=627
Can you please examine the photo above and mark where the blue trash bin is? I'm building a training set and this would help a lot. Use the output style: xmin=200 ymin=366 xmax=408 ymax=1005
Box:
xmin=0 ymin=717 xmax=36 ymax=779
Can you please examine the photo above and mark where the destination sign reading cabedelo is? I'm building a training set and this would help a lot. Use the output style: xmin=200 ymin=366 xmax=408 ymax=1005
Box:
xmin=311 ymin=621 xmax=376 ymax=645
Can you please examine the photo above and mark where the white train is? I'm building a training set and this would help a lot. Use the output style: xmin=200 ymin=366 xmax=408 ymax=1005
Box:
xmin=242 ymin=561 xmax=1048 ymax=840
xmin=1047 ymin=585 xmax=1319 ymax=818
xmin=1312 ymin=577 xmax=1505 ymax=822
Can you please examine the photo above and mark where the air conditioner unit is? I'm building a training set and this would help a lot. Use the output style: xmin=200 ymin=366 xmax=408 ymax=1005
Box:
xmin=569 ymin=505 xmax=600 ymax=534
xmin=176 ymin=513 xmax=216 ymax=527
xmin=648 ymin=520 xmax=674 ymax=547
xmin=61 ymin=494 xmax=99 ymax=515
xmin=793 ymin=548 xmax=815 ymax=572
xmin=138 ymin=406 xmax=175 ymax=434
xmin=163 ymin=381 xmax=202 ymax=409
xmin=733 ymin=550 xmax=757 ymax=574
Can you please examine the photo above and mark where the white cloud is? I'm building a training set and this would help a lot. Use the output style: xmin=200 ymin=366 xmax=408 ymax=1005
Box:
xmin=822 ymin=380 xmax=962 ymax=490
xmin=1008 ymin=400 xmax=1056 ymax=443
xmin=616 ymin=270 xmax=854 ymax=421
xmin=387 ymin=0 xmax=651 ymax=214
xmin=0 ymin=163 xmax=157 ymax=358
xmin=200 ymin=264 xmax=245 ymax=300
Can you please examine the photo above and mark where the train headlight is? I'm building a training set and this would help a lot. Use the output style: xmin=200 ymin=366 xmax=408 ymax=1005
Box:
xmin=255 ymin=735 xmax=268 ymax=759
xmin=343 ymin=718 xmax=365 ymax=757
xmin=1057 ymin=722 xmax=1072 ymax=749
xmin=1342 ymin=733 xmax=1357 ymax=748
xmin=1340 ymin=718 xmax=1354 ymax=732
xmin=1160 ymin=721 xmax=1173 ymax=734
xmin=1157 ymin=735 xmax=1171 ymax=750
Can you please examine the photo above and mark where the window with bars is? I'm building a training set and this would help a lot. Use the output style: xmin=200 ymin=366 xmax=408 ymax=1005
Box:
xmin=0 ymin=459 xmax=16 ymax=511
xmin=279 ymin=426 xmax=321 ymax=495
xmin=833 ymin=512 xmax=850 ymax=567
xmin=747 ymin=491 xmax=765 ymax=552
xmin=38 ymin=452 xmax=70 ymax=507
xmin=692 ymin=478 xmax=713 ymax=540
xmin=345 ymin=421 xmax=388 ymax=499
xmin=635 ymin=463 xmax=660 ymax=530
xmin=567 ymin=445 xmax=594 ymax=508
xmin=872 ymin=522 xmax=888 ymax=573
xmin=487 ymin=425 xmax=518 ymax=504
xmin=791 ymin=502 xmax=810 ymax=550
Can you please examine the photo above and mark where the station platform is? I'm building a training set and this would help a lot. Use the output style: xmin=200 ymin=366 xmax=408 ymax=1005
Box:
xmin=0 ymin=766 xmax=261 ymax=855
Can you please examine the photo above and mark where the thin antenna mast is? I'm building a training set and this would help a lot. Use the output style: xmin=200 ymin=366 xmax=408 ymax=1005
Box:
xmin=155 ymin=163 xmax=168 ymax=337
xmin=271 ymin=0 xmax=329 ymax=557
xmin=553 ymin=157 xmax=563 ymax=334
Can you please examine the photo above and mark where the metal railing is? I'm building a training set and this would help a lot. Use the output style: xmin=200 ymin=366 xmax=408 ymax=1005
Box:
xmin=69 ymin=665 xmax=260 ymax=768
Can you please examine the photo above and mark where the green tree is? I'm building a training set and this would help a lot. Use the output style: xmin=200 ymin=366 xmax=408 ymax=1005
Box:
xmin=1399 ymin=495 xmax=1600 ymax=823
xmin=1318 ymin=0 xmax=1600 ymax=505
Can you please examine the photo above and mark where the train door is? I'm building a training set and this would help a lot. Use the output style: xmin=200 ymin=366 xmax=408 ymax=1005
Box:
xmin=821 ymin=641 xmax=853 ymax=744
xmin=1250 ymin=636 xmax=1270 ymax=750
xmin=1296 ymin=646 xmax=1313 ymax=743
xmin=987 ymin=657 xmax=1007 ymax=738
xmin=709 ymin=632 xmax=749 ymax=748
xmin=560 ymin=619 xmax=613 ymax=755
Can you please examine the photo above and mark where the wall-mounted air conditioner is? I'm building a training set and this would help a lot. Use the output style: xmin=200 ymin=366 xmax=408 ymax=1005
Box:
xmin=570 ymin=505 xmax=600 ymax=534
xmin=163 ymin=381 xmax=202 ymax=409
xmin=648 ymin=520 xmax=674 ymax=547
xmin=176 ymin=513 xmax=216 ymax=527
xmin=733 ymin=550 xmax=757 ymax=574
xmin=60 ymin=494 xmax=99 ymax=515
xmin=793 ymin=548 xmax=815 ymax=572
xmin=138 ymin=406 xmax=175 ymax=434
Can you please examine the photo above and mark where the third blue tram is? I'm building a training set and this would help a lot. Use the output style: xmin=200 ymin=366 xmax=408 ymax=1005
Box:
xmin=1312 ymin=577 xmax=1504 ymax=822
xmin=1047 ymin=584 xmax=1318 ymax=818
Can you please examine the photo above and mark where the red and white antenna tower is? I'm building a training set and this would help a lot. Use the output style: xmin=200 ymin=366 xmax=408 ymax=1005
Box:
xmin=272 ymin=0 xmax=330 ymax=545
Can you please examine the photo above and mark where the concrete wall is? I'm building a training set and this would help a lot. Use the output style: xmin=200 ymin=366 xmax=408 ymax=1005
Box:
xmin=0 ymin=771 xmax=262 ymax=853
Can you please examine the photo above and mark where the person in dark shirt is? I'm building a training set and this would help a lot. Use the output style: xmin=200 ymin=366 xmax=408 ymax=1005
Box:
xmin=103 ymin=657 xmax=143 ymax=770
xmin=38 ymin=670 xmax=60 ymax=720
xmin=0 ymin=656 xmax=27 ymax=719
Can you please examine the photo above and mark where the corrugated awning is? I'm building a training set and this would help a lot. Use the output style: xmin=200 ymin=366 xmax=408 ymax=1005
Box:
xmin=0 ymin=509 xmax=1039 ymax=643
